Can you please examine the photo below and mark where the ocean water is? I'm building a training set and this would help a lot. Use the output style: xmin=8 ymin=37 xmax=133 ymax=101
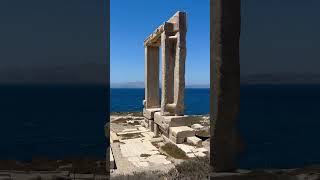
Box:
xmin=110 ymin=88 xmax=210 ymax=115
xmin=0 ymin=85 xmax=108 ymax=161
xmin=112 ymin=86 xmax=320 ymax=169
xmin=0 ymin=85 xmax=319 ymax=169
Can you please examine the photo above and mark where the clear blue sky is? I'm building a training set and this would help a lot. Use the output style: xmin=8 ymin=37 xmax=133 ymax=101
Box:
xmin=1 ymin=1 xmax=320 ymax=84
xmin=110 ymin=0 xmax=210 ymax=85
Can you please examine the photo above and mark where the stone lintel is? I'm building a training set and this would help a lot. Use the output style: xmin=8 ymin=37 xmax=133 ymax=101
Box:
xmin=143 ymin=108 xmax=160 ymax=119
xmin=168 ymin=11 xmax=187 ymax=33
xmin=144 ymin=22 xmax=174 ymax=47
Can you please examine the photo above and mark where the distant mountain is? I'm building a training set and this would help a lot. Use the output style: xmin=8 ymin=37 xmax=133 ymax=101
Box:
xmin=111 ymin=73 xmax=320 ymax=88
xmin=0 ymin=63 xmax=107 ymax=85
xmin=110 ymin=82 xmax=209 ymax=88
xmin=186 ymin=84 xmax=210 ymax=88
xmin=111 ymin=81 xmax=144 ymax=88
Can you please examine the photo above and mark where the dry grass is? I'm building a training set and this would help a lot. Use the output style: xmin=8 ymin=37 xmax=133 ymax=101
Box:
xmin=167 ymin=156 xmax=210 ymax=180
xmin=140 ymin=154 xmax=151 ymax=157
xmin=120 ymin=133 xmax=143 ymax=140
xmin=112 ymin=156 xmax=210 ymax=180
xmin=196 ymin=130 xmax=210 ymax=138
xmin=111 ymin=171 xmax=164 ymax=180
xmin=160 ymin=143 xmax=188 ymax=160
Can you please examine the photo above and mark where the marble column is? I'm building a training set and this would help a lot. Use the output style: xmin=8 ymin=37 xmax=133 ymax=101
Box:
xmin=161 ymin=31 xmax=175 ymax=116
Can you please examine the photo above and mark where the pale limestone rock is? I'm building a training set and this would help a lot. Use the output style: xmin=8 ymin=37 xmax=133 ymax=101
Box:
xmin=196 ymin=147 xmax=209 ymax=154
xmin=194 ymin=152 xmax=206 ymax=157
xmin=154 ymin=112 xmax=188 ymax=132
xmin=186 ymin=136 xmax=202 ymax=147
xmin=176 ymin=144 xmax=195 ymax=154
xmin=169 ymin=135 xmax=185 ymax=144
xmin=143 ymin=108 xmax=160 ymax=119
xmin=169 ymin=126 xmax=195 ymax=138
xmin=186 ymin=153 xmax=196 ymax=158
xmin=191 ymin=123 xmax=204 ymax=130
xmin=122 ymin=128 xmax=138 ymax=132
xmin=146 ymin=154 xmax=171 ymax=164
xmin=110 ymin=132 xmax=119 ymax=143
xmin=144 ymin=11 xmax=187 ymax=117
xmin=161 ymin=30 xmax=175 ymax=116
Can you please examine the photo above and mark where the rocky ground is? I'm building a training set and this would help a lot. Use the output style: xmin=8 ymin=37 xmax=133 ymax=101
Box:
xmin=108 ymin=112 xmax=320 ymax=180
xmin=0 ymin=157 xmax=108 ymax=179
xmin=0 ymin=112 xmax=319 ymax=180
xmin=108 ymin=112 xmax=211 ymax=179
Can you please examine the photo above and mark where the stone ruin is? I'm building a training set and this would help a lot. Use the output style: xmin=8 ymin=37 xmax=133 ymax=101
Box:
xmin=143 ymin=11 xmax=199 ymax=145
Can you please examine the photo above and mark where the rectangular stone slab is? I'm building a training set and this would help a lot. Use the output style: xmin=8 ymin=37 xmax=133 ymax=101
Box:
xmin=186 ymin=136 xmax=202 ymax=147
xmin=169 ymin=126 xmax=195 ymax=138
xmin=143 ymin=108 xmax=160 ymax=119
xmin=169 ymin=135 xmax=185 ymax=144
xmin=154 ymin=112 xmax=188 ymax=132
xmin=144 ymin=22 xmax=174 ymax=46
xmin=110 ymin=132 xmax=120 ymax=143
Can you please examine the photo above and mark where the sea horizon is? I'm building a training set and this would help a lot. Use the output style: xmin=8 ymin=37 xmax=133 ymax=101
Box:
xmin=0 ymin=84 xmax=319 ymax=169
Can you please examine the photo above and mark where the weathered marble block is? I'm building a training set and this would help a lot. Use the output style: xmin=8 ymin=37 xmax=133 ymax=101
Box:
xmin=169 ymin=135 xmax=185 ymax=144
xmin=186 ymin=136 xmax=202 ymax=147
xmin=154 ymin=112 xmax=188 ymax=134
xmin=169 ymin=126 xmax=195 ymax=138
xmin=143 ymin=108 xmax=160 ymax=119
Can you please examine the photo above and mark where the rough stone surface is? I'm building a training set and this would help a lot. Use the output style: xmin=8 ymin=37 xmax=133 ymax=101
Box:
xmin=144 ymin=11 xmax=187 ymax=117
xmin=143 ymin=108 xmax=160 ymax=119
xmin=171 ymin=12 xmax=187 ymax=116
xmin=144 ymin=46 xmax=160 ymax=109
xmin=154 ymin=112 xmax=188 ymax=133
xmin=161 ymin=12 xmax=187 ymax=116
xmin=110 ymin=148 xmax=115 ymax=169
xmin=169 ymin=135 xmax=185 ymax=144
xmin=191 ymin=123 xmax=204 ymax=130
xmin=169 ymin=126 xmax=195 ymax=138
xmin=160 ymin=30 xmax=175 ymax=116
xmin=154 ymin=123 xmax=160 ymax=137
xmin=211 ymin=0 xmax=241 ymax=172
xmin=110 ymin=132 xmax=119 ymax=143
xmin=144 ymin=22 xmax=174 ymax=47
xmin=148 ymin=120 xmax=155 ymax=132
xmin=187 ymin=136 xmax=202 ymax=147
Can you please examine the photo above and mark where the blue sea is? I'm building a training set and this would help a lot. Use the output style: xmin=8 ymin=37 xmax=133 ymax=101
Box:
xmin=0 ymin=85 xmax=319 ymax=169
